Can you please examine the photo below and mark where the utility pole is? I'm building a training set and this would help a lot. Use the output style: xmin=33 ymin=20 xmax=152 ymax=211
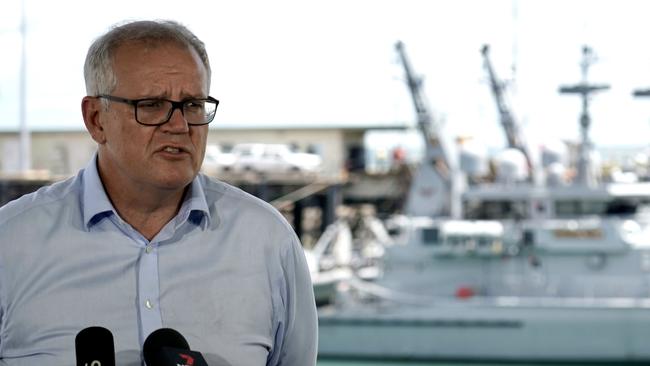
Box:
xmin=19 ymin=0 xmax=31 ymax=173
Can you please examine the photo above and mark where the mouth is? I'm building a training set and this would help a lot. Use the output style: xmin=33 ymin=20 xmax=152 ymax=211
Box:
xmin=163 ymin=146 xmax=184 ymax=154
xmin=158 ymin=145 xmax=191 ymax=156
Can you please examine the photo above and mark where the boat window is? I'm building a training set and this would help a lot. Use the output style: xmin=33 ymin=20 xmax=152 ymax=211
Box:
xmin=522 ymin=230 xmax=535 ymax=246
xmin=447 ymin=236 xmax=463 ymax=246
xmin=605 ymin=200 xmax=638 ymax=215
xmin=477 ymin=237 xmax=492 ymax=247
xmin=555 ymin=200 xmax=608 ymax=217
xmin=421 ymin=227 xmax=440 ymax=245
xmin=463 ymin=200 xmax=528 ymax=220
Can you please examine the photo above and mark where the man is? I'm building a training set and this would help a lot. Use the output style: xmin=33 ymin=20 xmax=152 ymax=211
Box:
xmin=0 ymin=20 xmax=317 ymax=365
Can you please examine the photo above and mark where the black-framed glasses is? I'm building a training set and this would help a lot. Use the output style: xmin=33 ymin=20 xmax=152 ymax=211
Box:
xmin=97 ymin=94 xmax=219 ymax=126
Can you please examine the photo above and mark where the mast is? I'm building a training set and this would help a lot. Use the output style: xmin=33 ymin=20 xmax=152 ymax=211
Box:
xmin=19 ymin=0 xmax=31 ymax=172
xmin=559 ymin=46 xmax=609 ymax=187
xmin=395 ymin=41 xmax=459 ymax=218
xmin=481 ymin=44 xmax=537 ymax=182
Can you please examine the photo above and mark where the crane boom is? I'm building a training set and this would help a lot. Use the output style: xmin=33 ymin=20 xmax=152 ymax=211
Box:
xmin=481 ymin=44 xmax=534 ymax=173
xmin=395 ymin=41 xmax=459 ymax=218
xmin=395 ymin=41 xmax=450 ymax=169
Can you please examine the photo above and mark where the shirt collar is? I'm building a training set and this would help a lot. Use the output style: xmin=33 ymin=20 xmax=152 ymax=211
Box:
xmin=82 ymin=154 xmax=211 ymax=230
xmin=177 ymin=174 xmax=212 ymax=229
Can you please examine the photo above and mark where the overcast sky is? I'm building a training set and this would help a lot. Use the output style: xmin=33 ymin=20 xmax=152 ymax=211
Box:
xmin=2 ymin=0 xmax=650 ymax=152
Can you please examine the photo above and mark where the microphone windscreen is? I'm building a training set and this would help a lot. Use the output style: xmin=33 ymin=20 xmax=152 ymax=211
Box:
xmin=75 ymin=326 xmax=116 ymax=366
xmin=143 ymin=328 xmax=190 ymax=365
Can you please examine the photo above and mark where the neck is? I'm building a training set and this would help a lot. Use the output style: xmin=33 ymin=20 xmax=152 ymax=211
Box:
xmin=98 ymin=166 xmax=188 ymax=241
xmin=113 ymin=188 xmax=186 ymax=241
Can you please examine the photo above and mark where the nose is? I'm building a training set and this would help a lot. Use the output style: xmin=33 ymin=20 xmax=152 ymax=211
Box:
xmin=161 ymin=107 xmax=189 ymax=133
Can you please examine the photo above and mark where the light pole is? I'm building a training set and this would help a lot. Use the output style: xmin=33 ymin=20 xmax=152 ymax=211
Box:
xmin=18 ymin=0 xmax=31 ymax=173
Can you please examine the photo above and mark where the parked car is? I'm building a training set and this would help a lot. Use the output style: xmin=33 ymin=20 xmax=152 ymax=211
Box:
xmin=230 ymin=143 xmax=322 ymax=174
xmin=201 ymin=145 xmax=235 ymax=175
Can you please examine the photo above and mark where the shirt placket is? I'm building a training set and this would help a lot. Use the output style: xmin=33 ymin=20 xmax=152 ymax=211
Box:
xmin=137 ymin=212 xmax=190 ymax=343
xmin=138 ymin=237 xmax=163 ymax=342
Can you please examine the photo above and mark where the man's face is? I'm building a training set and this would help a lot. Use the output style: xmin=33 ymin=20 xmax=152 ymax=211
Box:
xmin=93 ymin=41 xmax=209 ymax=193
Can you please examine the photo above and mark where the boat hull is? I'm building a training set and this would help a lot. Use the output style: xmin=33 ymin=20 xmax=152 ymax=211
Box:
xmin=318 ymin=300 xmax=650 ymax=361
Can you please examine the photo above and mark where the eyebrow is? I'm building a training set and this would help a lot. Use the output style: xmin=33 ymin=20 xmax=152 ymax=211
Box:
xmin=132 ymin=88 xmax=206 ymax=100
xmin=134 ymin=94 xmax=208 ymax=101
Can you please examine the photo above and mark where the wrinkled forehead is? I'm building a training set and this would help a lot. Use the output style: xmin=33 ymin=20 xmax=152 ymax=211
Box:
xmin=111 ymin=38 xmax=196 ymax=63
xmin=112 ymin=40 xmax=208 ymax=79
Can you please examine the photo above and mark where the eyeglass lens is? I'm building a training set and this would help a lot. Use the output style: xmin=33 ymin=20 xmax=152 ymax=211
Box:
xmin=136 ymin=99 xmax=217 ymax=125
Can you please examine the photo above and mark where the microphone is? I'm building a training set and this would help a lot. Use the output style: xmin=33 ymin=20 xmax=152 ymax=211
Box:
xmin=75 ymin=326 xmax=116 ymax=366
xmin=143 ymin=328 xmax=208 ymax=366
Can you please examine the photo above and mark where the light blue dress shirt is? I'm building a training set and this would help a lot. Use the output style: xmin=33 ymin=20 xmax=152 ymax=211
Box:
xmin=0 ymin=156 xmax=318 ymax=365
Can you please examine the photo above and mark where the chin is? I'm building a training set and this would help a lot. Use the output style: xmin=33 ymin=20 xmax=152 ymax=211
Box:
xmin=157 ymin=174 xmax=196 ymax=191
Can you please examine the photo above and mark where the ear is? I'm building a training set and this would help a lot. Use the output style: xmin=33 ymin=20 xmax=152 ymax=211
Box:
xmin=81 ymin=96 xmax=106 ymax=144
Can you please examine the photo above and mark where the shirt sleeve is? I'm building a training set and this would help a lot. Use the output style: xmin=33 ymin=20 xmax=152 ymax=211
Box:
xmin=273 ymin=235 xmax=318 ymax=366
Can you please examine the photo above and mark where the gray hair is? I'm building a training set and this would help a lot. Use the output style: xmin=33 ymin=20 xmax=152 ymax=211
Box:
xmin=84 ymin=20 xmax=211 ymax=96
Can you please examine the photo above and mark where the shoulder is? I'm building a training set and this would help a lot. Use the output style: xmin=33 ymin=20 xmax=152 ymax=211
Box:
xmin=198 ymin=173 xmax=296 ymax=237
xmin=0 ymin=173 xmax=82 ymax=227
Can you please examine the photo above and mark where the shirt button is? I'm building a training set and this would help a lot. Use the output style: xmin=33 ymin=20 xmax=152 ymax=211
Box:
xmin=145 ymin=299 xmax=154 ymax=309
xmin=145 ymin=245 xmax=154 ymax=254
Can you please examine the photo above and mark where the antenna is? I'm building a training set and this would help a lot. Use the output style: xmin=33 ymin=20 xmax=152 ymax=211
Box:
xmin=511 ymin=0 xmax=519 ymax=83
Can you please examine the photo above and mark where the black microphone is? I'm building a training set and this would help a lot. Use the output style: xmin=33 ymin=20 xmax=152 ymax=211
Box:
xmin=75 ymin=326 xmax=116 ymax=366
xmin=143 ymin=328 xmax=208 ymax=366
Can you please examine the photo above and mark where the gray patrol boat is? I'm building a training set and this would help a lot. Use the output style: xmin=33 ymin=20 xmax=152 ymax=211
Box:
xmin=317 ymin=44 xmax=650 ymax=362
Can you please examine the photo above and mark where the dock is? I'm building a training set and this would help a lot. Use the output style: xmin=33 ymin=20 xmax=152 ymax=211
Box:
xmin=0 ymin=169 xmax=408 ymax=246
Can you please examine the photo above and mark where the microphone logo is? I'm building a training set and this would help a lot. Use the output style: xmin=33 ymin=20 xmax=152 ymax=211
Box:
xmin=178 ymin=353 xmax=194 ymax=366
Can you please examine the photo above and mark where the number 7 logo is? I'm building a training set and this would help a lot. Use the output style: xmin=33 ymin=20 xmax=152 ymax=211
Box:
xmin=179 ymin=353 xmax=194 ymax=366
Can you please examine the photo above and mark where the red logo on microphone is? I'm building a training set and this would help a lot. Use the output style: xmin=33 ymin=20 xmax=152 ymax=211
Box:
xmin=178 ymin=353 xmax=194 ymax=366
